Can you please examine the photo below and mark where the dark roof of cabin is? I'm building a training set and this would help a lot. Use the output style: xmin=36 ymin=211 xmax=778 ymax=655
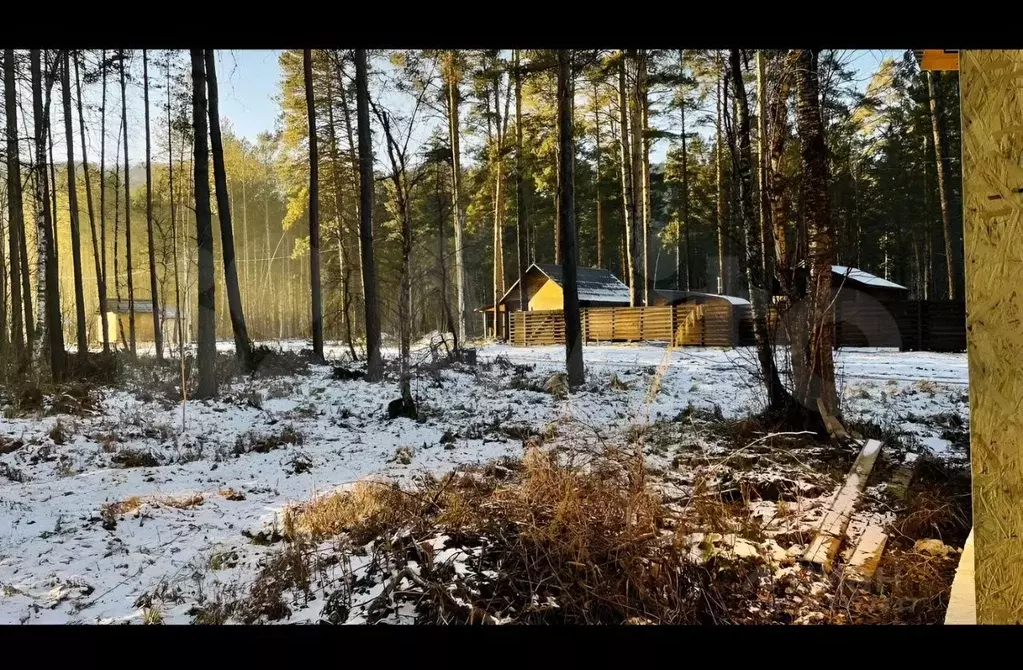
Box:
xmin=104 ymin=300 xmax=178 ymax=317
xmin=533 ymin=264 xmax=631 ymax=303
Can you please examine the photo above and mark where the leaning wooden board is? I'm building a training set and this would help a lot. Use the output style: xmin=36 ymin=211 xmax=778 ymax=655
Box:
xmin=803 ymin=439 xmax=883 ymax=570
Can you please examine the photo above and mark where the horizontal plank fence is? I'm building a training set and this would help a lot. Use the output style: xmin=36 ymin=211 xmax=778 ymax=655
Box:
xmin=511 ymin=304 xmax=737 ymax=347
xmin=768 ymin=300 xmax=966 ymax=352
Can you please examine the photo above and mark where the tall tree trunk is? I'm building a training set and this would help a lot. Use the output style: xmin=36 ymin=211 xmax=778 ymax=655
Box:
xmin=683 ymin=77 xmax=691 ymax=290
xmin=515 ymin=50 xmax=529 ymax=314
xmin=355 ymin=49 xmax=382 ymax=381
xmin=617 ymin=55 xmax=640 ymax=306
xmin=204 ymin=50 xmax=254 ymax=367
xmin=4 ymin=49 xmax=26 ymax=359
xmin=46 ymin=53 xmax=59 ymax=276
xmin=558 ymin=50 xmax=584 ymax=387
xmin=627 ymin=50 xmax=646 ymax=303
xmin=168 ymin=52 xmax=185 ymax=400
xmin=638 ymin=50 xmax=652 ymax=303
xmin=716 ymin=55 xmax=729 ymax=295
xmin=324 ymin=60 xmax=358 ymax=361
xmin=756 ymin=50 xmax=773 ymax=285
xmin=143 ymin=50 xmax=162 ymax=361
xmin=191 ymin=50 xmax=216 ymax=398
xmin=444 ymin=53 xmax=467 ymax=346
xmin=592 ymin=80 xmax=603 ymax=269
xmin=30 ymin=49 xmax=64 ymax=379
xmin=768 ymin=52 xmax=796 ymax=297
xmin=75 ymin=51 xmax=108 ymax=354
xmin=113 ymin=118 xmax=126 ymax=350
xmin=119 ymin=50 xmax=136 ymax=357
xmin=794 ymin=49 xmax=838 ymax=419
xmin=302 ymin=49 xmax=325 ymax=361
xmin=61 ymin=51 xmax=88 ymax=356
xmin=926 ymin=71 xmax=957 ymax=301
xmin=99 ymin=49 xmax=108 ymax=350
xmin=729 ymin=49 xmax=789 ymax=414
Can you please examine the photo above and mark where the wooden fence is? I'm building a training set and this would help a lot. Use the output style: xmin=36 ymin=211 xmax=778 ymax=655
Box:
xmin=768 ymin=299 xmax=966 ymax=352
xmin=511 ymin=303 xmax=737 ymax=347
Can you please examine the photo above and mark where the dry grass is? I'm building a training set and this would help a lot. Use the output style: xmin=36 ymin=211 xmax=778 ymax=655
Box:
xmin=252 ymin=446 xmax=765 ymax=625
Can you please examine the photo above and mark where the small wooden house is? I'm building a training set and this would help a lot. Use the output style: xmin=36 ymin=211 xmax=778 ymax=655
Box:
xmin=95 ymin=299 xmax=180 ymax=350
xmin=481 ymin=264 xmax=631 ymax=338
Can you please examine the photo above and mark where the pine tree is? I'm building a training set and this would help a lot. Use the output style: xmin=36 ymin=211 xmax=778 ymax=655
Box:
xmin=355 ymin=48 xmax=383 ymax=381
xmin=61 ymin=50 xmax=88 ymax=356
xmin=4 ymin=50 xmax=26 ymax=360
xmin=143 ymin=49 xmax=163 ymax=361
xmin=191 ymin=49 xmax=217 ymax=398
xmin=558 ymin=50 xmax=584 ymax=387
xmin=303 ymin=48 xmax=325 ymax=362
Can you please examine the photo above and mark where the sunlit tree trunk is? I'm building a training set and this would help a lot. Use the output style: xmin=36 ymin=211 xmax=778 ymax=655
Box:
xmin=515 ymin=50 xmax=529 ymax=312
xmin=617 ymin=54 xmax=639 ymax=306
xmin=302 ymin=48 xmax=324 ymax=361
xmin=5 ymin=49 xmax=26 ymax=359
xmin=61 ymin=51 xmax=88 ymax=355
xmin=29 ymin=49 xmax=64 ymax=379
xmin=191 ymin=49 xmax=216 ymax=397
xmin=143 ymin=49 xmax=162 ymax=361
xmin=926 ymin=71 xmax=957 ymax=300
xmin=75 ymin=51 xmax=108 ymax=354
xmin=205 ymin=50 xmax=254 ymax=366
xmin=119 ymin=50 xmax=136 ymax=356
xmin=355 ymin=49 xmax=382 ymax=381
xmin=558 ymin=50 xmax=584 ymax=386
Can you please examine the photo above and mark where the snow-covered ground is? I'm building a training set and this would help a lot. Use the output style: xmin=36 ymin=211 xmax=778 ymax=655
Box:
xmin=0 ymin=342 xmax=969 ymax=624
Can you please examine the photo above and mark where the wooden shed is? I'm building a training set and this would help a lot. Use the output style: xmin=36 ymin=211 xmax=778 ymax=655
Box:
xmin=649 ymin=289 xmax=755 ymax=346
xmin=95 ymin=299 xmax=180 ymax=350
xmin=481 ymin=264 xmax=631 ymax=338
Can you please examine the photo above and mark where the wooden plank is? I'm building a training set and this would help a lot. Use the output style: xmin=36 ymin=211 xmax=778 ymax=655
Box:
xmin=845 ymin=524 xmax=888 ymax=583
xmin=803 ymin=439 xmax=883 ymax=570
xmin=960 ymin=49 xmax=1023 ymax=623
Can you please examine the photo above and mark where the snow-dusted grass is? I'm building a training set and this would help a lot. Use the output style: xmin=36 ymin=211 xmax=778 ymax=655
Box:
xmin=0 ymin=341 xmax=969 ymax=624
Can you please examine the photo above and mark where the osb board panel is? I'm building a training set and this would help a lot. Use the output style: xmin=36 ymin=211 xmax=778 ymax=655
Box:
xmin=960 ymin=50 xmax=1023 ymax=624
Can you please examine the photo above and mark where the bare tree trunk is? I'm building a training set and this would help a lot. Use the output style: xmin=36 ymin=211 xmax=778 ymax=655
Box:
xmin=515 ymin=50 xmax=529 ymax=316
xmin=443 ymin=53 xmax=467 ymax=346
xmin=355 ymin=49 xmax=382 ymax=381
xmin=113 ymin=118 xmax=126 ymax=351
xmin=30 ymin=49 xmax=64 ymax=379
xmin=756 ymin=50 xmax=773 ymax=285
xmin=205 ymin=50 xmax=254 ymax=367
xmin=639 ymin=50 xmax=652 ymax=303
xmin=627 ymin=50 xmax=647 ymax=304
xmin=143 ymin=50 xmax=162 ymax=361
xmin=74 ymin=51 xmax=108 ymax=354
xmin=926 ymin=71 xmax=957 ymax=300
xmin=191 ymin=50 xmax=216 ymax=398
xmin=794 ymin=49 xmax=838 ymax=419
xmin=617 ymin=55 xmax=640 ymax=306
xmin=558 ymin=50 xmax=584 ymax=387
xmin=716 ymin=56 xmax=728 ymax=295
xmin=4 ymin=49 xmax=26 ymax=359
xmin=592 ymin=79 xmax=603 ymax=269
xmin=99 ymin=49 xmax=108 ymax=350
xmin=61 ymin=51 xmax=88 ymax=356
xmin=119 ymin=51 xmax=136 ymax=357
xmin=302 ymin=49 xmax=325 ymax=361
xmin=167 ymin=51 xmax=186 ymax=415
xmin=729 ymin=49 xmax=788 ymax=414
xmin=325 ymin=60 xmax=358 ymax=361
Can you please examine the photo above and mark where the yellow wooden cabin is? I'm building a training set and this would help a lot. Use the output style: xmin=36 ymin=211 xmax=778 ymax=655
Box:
xmin=94 ymin=299 xmax=181 ymax=351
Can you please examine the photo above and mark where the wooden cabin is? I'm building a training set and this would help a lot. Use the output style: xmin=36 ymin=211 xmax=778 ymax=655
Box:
xmin=95 ymin=299 xmax=181 ymax=351
xmin=480 ymin=264 xmax=631 ymax=338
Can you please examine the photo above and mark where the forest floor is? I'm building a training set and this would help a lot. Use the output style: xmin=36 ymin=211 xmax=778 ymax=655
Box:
xmin=0 ymin=339 xmax=971 ymax=624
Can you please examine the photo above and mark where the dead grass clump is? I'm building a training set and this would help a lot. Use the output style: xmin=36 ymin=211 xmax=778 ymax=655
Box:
xmin=890 ymin=455 xmax=972 ymax=549
xmin=234 ymin=425 xmax=304 ymax=455
xmin=103 ymin=496 xmax=143 ymax=516
xmin=111 ymin=448 xmax=161 ymax=469
xmin=283 ymin=481 xmax=415 ymax=546
xmin=159 ymin=493 xmax=204 ymax=510
xmin=48 ymin=382 xmax=104 ymax=417
xmin=251 ymin=348 xmax=310 ymax=379
xmin=247 ymin=447 xmax=758 ymax=625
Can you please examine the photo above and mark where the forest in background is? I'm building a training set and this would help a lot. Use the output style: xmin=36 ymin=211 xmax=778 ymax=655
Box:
xmin=0 ymin=49 xmax=962 ymax=355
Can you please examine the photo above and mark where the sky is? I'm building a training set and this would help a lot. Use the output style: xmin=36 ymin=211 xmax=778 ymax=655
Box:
xmin=44 ymin=49 xmax=904 ymax=169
